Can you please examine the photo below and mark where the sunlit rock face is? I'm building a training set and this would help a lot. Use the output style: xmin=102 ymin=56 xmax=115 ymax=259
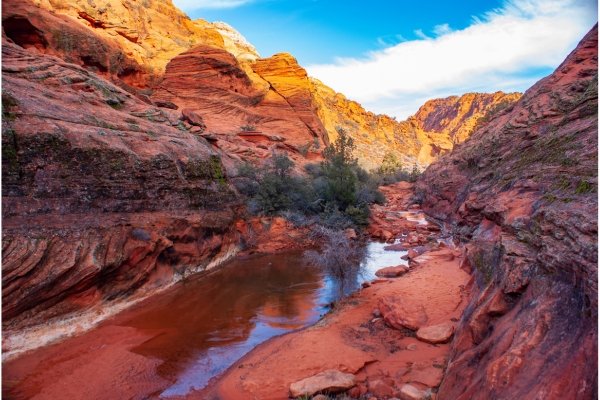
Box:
xmin=309 ymin=77 xmax=521 ymax=170
xmin=2 ymin=0 xmax=257 ymax=90
xmin=416 ymin=24 xmax=598 ymax=400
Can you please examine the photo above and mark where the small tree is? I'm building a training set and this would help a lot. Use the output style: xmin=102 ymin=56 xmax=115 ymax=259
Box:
xmin=409 ymin=164 xmax=421 ymax=182
xmin=255 ymin=153 xmax=296 ymax=214
xmin=378 ymin=152 xmax=403 ymax=175
xmin=321 ymin=126 xmax=359 ymax=210
xmin=304 ymin=226 xmax=368 ymax=298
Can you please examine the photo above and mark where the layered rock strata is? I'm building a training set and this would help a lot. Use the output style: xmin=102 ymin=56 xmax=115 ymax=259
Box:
xmin=152 ymin=47 xmax=330 ymax=150
xmin=1 ymin=37 xmax=246 ymax=357
xmin=416 ymin=24 xmax=598 ymax=399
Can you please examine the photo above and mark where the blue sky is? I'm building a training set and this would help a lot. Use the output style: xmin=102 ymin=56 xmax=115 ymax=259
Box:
xmin=173 ymin=0 xmax=598 ymax=119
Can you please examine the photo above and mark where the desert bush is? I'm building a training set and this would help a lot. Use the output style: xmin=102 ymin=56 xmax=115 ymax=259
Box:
xmin=240 ymin=124 xmax=256 ymax=131
xmin=304 ymin=226 xmax=369 ymax=297
xmin=279 ymin=210 xmax=312 ymax=228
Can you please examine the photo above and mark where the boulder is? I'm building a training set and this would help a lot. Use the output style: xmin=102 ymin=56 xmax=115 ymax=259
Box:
xmin=381 ymin=230 xmax=394 ymax=241
xmin=344 ymin=228 xmax=358 ymax=240
xmin=181 ymin=108 xmax=206 ymax=127
xmin=289 ymin=370 xmax=356 ymax=398
xmin=416 ymin=323 xmax=454 ymax=344
xmin=375 ymin=265 xmax=409 ymax=278
xmin=367 ymin=379 xmax=394 ymax=398
xmin=407 ymin=249 xmax=419 ymax=259
xmin=379 ymin=297 xmax=428 ymax=331
xmin=399 ymin=384 xmax=424 ymax=400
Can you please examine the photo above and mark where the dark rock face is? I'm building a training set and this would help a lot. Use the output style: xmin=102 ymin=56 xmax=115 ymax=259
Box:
xmin=1 ymin=37 xmax=242 ymax=352
xmin=416 ymin=25 xmax=598 ymax=399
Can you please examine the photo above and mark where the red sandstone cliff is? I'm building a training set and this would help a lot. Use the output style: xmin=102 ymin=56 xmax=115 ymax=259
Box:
xmin=151 ymin=48 xmax=330 ymax=152
xmin=0 ymin=36 xmax=247 ymax=357
xmin=416 ymin=24 xmax=598 ymax=399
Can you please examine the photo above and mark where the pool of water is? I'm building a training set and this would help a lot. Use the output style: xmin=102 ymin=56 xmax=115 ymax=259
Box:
xmin=117 ymin=243 xmax=407 ymax=397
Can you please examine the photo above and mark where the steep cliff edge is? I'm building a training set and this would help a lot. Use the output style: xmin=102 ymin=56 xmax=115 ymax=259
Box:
xmin=416 ymin=25 xmax=597 ymax=399
xmin=309 ymin=77 xmax=521 ymax=169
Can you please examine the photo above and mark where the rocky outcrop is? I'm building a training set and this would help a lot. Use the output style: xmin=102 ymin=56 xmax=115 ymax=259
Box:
xmin=152 ymin=46 xmax=329 ymax=151
xmin=1 ymin=37 xmax=247 ymax=358
xmin=309 ymin=77 xmax=521 ymax=169
xmin=413 ymin=92 xmax=522 ymax=143
xmin=416 ymin=25 xmax=598 ymax=399
xmin=2 ymin=0 xmax=258 ymax=92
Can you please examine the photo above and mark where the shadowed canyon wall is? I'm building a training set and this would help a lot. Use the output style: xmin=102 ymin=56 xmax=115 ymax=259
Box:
xmin=416 ymin=24 xmax=598 ymax=399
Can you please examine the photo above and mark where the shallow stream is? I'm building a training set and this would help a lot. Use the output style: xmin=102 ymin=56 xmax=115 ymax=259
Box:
xmin=116 ymin=240 xmax=410 ymax=397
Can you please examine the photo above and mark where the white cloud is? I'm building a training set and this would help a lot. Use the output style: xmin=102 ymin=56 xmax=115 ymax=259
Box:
xmin=433 ymin=23 xmax=453 ymax=36
xmin=172 ymin=0 xmax=252 ymax=10
xmin=413 ymin=29 xmax=431 ymax=40
xmin=306 ymin=0 xmax=598 ymax=120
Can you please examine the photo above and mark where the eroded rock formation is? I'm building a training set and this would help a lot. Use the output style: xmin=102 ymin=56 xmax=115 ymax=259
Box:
xmin=1 ymin=36 xmax=247 ymax=358
xmin=416 ymin=24 xmax=598 ymax=399
xmin=310 ymin=77 xmax=521 ymax=169
xmin=152 ymin=47 xmax=329 ymax=150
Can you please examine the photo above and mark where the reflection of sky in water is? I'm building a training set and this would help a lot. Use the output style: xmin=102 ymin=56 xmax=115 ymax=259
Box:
xmin=131 ymin=244 xmax=407 ymax=398
xmin=157 ymin=282 xmax=332 ymax=398
xmin=159 ymin=320 xmax=291 ymax=396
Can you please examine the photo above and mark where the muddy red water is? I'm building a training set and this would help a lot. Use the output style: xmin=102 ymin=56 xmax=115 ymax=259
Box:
xmin=2 ymin=251 xmax=333 ymax=399
xmin=2 ymin=244 xmax=405 ymax=399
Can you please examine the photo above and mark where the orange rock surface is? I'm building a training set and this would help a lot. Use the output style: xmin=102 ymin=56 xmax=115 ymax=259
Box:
xmin=152 ymin=46 xmax=329 ymax=151
xmin=310 ymin=77 xmax=521 ymax=169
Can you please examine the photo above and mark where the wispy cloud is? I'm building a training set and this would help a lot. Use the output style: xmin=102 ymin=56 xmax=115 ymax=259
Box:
xmin=172 ymin=0 xmax=253 ymax=10
xmin=433 ymin=23 xmax=452 ymax=36
xmin=306 ymin=0 xmax=598 ymax=120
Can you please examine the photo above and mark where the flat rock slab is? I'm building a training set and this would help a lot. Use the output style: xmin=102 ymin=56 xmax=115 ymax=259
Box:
xmin=289 ymin=369 xmax=355 ymax=398
xmin=416 ymin=323 xmax=454 ymax=344
xmin=407 ymin=366 xmax=444 ymax=388
xmin=379 ymin=297 xmax=428 ymax=331
xmin=375 ymin=265 xmax=408 ymax=278
xmin=399 ymin=384 xmax=424 ymax=400
xmin=372 ymin=278 xmax=390 ymax=284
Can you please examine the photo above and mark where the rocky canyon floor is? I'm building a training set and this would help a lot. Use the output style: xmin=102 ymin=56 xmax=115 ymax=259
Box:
xmin=3 ymin=183 xmax=467 ymax=400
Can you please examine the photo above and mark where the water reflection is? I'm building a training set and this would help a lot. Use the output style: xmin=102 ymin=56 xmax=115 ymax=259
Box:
xmin=120 ymin=243 xmax=408 ymax=397
xmin=121 ymin=251 xmax=332 ymax=397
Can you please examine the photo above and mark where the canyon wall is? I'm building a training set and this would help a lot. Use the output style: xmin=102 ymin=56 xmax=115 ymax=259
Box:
xmin=2 ymin=0 xmax=521 ymax=171
xmin=416 ymin=24 xmax=598 ymax=399
xmin=1 ymin=36 xmax=246 ymax=357
xmin=310 ymin=77 xmax=521 ymax=169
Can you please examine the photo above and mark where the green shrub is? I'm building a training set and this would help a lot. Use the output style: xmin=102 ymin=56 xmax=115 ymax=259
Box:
xmin=240 ymin=124 xmax=256 ymax=131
